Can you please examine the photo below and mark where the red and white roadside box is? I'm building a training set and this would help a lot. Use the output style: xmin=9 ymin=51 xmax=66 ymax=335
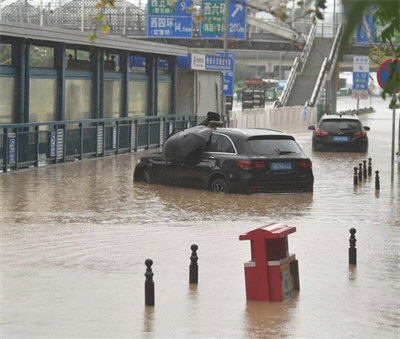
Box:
xmin=239 ymin=223 xmax=300 ymax=302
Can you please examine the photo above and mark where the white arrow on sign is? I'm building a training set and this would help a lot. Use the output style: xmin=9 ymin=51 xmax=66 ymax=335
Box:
xmin=232 ymin=4 xmax=243 ymax=18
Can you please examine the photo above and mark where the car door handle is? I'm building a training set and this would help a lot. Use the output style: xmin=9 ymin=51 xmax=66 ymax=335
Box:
xmin=208 ymin=156 xmax=215 ymax=160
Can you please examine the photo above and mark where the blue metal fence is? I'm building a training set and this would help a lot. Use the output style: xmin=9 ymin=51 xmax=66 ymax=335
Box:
xmin=0 ymin=114 xmax=196 ymax=172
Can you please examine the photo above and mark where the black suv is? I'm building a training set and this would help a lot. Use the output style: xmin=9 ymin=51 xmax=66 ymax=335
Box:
xmin=308 ymin=114 xmax=370 ymax=152
xmin=134 ymin=127 xmax=314 ymax=194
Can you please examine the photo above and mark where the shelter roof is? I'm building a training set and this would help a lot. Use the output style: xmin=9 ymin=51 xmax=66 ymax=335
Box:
xmin=0 ymin=21 xmax=188 ymax=57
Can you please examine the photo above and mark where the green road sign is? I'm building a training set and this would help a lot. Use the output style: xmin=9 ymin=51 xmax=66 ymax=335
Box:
xmin=148 ymin=0 xmax=177 ymax=15
xmin=201 ymin=0 xmax=226 ymax=38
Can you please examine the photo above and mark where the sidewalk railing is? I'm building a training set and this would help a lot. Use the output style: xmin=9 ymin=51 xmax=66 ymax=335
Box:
xmin=0 ymin=114 xmax=196 ymax=173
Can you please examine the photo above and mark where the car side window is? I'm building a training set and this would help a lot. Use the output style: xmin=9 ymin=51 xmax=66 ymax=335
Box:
xmin=206 ymin=134 xmax=235 ymax=153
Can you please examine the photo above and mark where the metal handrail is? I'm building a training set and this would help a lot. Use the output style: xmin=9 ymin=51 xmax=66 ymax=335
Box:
xmin=306 ymin=22 xmax=344 ymax=107
xmin=327 ymin=22 xmax=344 ymax=79
xmin=307 ymin=58 xmax=328 ymax=107
xmin=299 ymin=23 xmax=317 ymax=73
xmin=276 ymin=57 xmax=299 ymax=107
xmin=275 ymin=23 xmax=317 ymax=107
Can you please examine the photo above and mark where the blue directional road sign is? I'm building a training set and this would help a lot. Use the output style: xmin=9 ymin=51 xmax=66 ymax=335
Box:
xmin=228 ymin=0 xmax=246 ymax=39
xmin=216 ymin=52 xmax=235 ymax=96
xmin=353 ymin=56 xmax=369 ymax=91
xmin=147 ymin=0 xmax=193 ymax=38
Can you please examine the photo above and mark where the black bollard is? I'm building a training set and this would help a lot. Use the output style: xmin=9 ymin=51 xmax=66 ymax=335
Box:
xmin=145 ymin=259 xmax=155 ymax=306
xmin=358 ymin=163 xmax=363 ymax=181
xmin=363 ymin=160 xmax=367 ymax=178
xmin=368 ymin=158 xmax=372 ymax=176
xmin=349 ymin=228 xmax=357 ymax=265
xmin=353 ymin=167 xmax=358 ymax=185
xmin=189 ymin=244 xmax=199 ymax=284
xmin=375 ymin=170 xmax=380 ymax=190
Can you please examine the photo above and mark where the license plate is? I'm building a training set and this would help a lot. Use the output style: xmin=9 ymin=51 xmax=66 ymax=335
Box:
xmin=271 ymin=162 xmax=292 ymax=171
xmin=333 ymin=136 xmax=348 ymax=142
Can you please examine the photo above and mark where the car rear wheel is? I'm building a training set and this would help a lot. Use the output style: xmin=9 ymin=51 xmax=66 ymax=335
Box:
xmin=137 ymin=169 xmax=151 ymax=183
xmin=210 ymin=178 xmax=229 ymax=193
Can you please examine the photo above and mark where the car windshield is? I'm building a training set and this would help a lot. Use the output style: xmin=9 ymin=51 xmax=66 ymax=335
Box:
xmin=246 ymin=136 xmax=302 ymax=156
xmin=319 ymin=119 xmax=362 ymax=133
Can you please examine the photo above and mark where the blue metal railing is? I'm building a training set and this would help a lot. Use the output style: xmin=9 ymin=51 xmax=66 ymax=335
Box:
xmin=0 ymin=114 xmax=196 ymax=172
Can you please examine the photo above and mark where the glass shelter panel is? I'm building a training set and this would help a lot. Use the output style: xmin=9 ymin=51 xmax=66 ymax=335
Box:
xmin=104 ymin=80 xmax=122 ymax=118
xmin=66 ymin=49 xmax=91 ymax=71
xmin=0 ymin=77 xmax=15 ymax=123
xmin=29 ymin=78 xmax=57 ymax=122
xmin=158 ymin=82 xmax=171 ymax=115
xmin=30 ymin=45 xmax=54 ymax=68
xmin=128 ymin=81 xmax=148 ymax=116
xmin=0 ymin=43 xmax=12 ymax=66
xmin=105 ymin=54 xmax=120 ymax=72
xmin=65 ymin=79 xmax=92 ymax=120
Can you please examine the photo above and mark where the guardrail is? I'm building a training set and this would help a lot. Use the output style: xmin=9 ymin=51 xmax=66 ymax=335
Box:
xmin=0 ymin=114 xmax=196 ymax=173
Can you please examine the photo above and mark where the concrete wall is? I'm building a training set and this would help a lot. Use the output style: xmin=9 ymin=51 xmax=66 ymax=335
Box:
xmin=229 ymin=106 xmax=317 ymax=133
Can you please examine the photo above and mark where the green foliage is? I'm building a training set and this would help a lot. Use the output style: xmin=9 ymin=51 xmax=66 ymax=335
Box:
xmin=341 ymin=0 xmax=399 ymax=108
xmin=90 ymin=0 xmax=116 ymax=43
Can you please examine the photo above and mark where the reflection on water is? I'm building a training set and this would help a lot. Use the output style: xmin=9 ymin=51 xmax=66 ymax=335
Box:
xmin=348 ymin=265 xmax=357 ymax=282
xmin=244 ymin=299 xmax=296 ymax=338
xmin=0 ymin=98 xmax=399 ymax=338
xmin=143 ymin=306 xmax=155 ymax=334
xmin=0 ymin=157 xmax=314 ymax=225
xmin=135 ymin=183 xmax=314 ymax=222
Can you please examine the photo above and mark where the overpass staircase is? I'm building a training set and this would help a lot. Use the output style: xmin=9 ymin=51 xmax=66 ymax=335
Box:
xmin=277 ymin=23 xmax=345 ymax=112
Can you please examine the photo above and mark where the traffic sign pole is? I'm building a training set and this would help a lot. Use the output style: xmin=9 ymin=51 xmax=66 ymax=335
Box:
xmin=391 ymin=95 xmax=395 ymax=181
xmin=377 ymin=59 xmax=400 ymax=180
xmin=224 ymin=0 xmax=228 ymax=51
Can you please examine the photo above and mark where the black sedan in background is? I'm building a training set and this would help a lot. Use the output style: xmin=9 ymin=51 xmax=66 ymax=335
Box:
xmin=134 ymin=127 xmax=314 ymax=194
xmin=308 ymin=114 xmax=370 ymax=152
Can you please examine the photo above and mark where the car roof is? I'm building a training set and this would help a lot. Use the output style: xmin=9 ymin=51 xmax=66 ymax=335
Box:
xmin=214 ymin=127 xmax=289 ymax=139
xmin=320 ymin=114 xmax=360 ymax=121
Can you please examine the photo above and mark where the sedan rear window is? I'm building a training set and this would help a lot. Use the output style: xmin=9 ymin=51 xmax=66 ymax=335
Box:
xmin=246 ymin=136 xmax=302 ymax=156
xmin=319 ymin=119 xmax=362 ymax=133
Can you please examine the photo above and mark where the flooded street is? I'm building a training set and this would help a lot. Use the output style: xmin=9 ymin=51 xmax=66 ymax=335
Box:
xmin=1 ymin=96 xmax=399 ymax=338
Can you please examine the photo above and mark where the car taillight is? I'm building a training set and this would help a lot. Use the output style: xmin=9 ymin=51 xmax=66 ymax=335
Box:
xmin=237 ymin=160 xmax=266 ymax=169
xmin=353 ymin=131 xmax=367 ymax=137
xmin=299 ymin=160 xmax=312 ymax=168
xmin=315 ymin=130 xmax=328 ymax=136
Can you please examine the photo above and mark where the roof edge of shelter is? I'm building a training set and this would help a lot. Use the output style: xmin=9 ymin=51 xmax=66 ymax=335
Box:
xmin=0 ymin=21 xmax=188 ymax=57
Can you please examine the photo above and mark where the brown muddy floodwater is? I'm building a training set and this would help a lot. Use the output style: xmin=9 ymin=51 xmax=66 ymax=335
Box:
xmin=1 ymin=97 xmax=399 ymax=338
